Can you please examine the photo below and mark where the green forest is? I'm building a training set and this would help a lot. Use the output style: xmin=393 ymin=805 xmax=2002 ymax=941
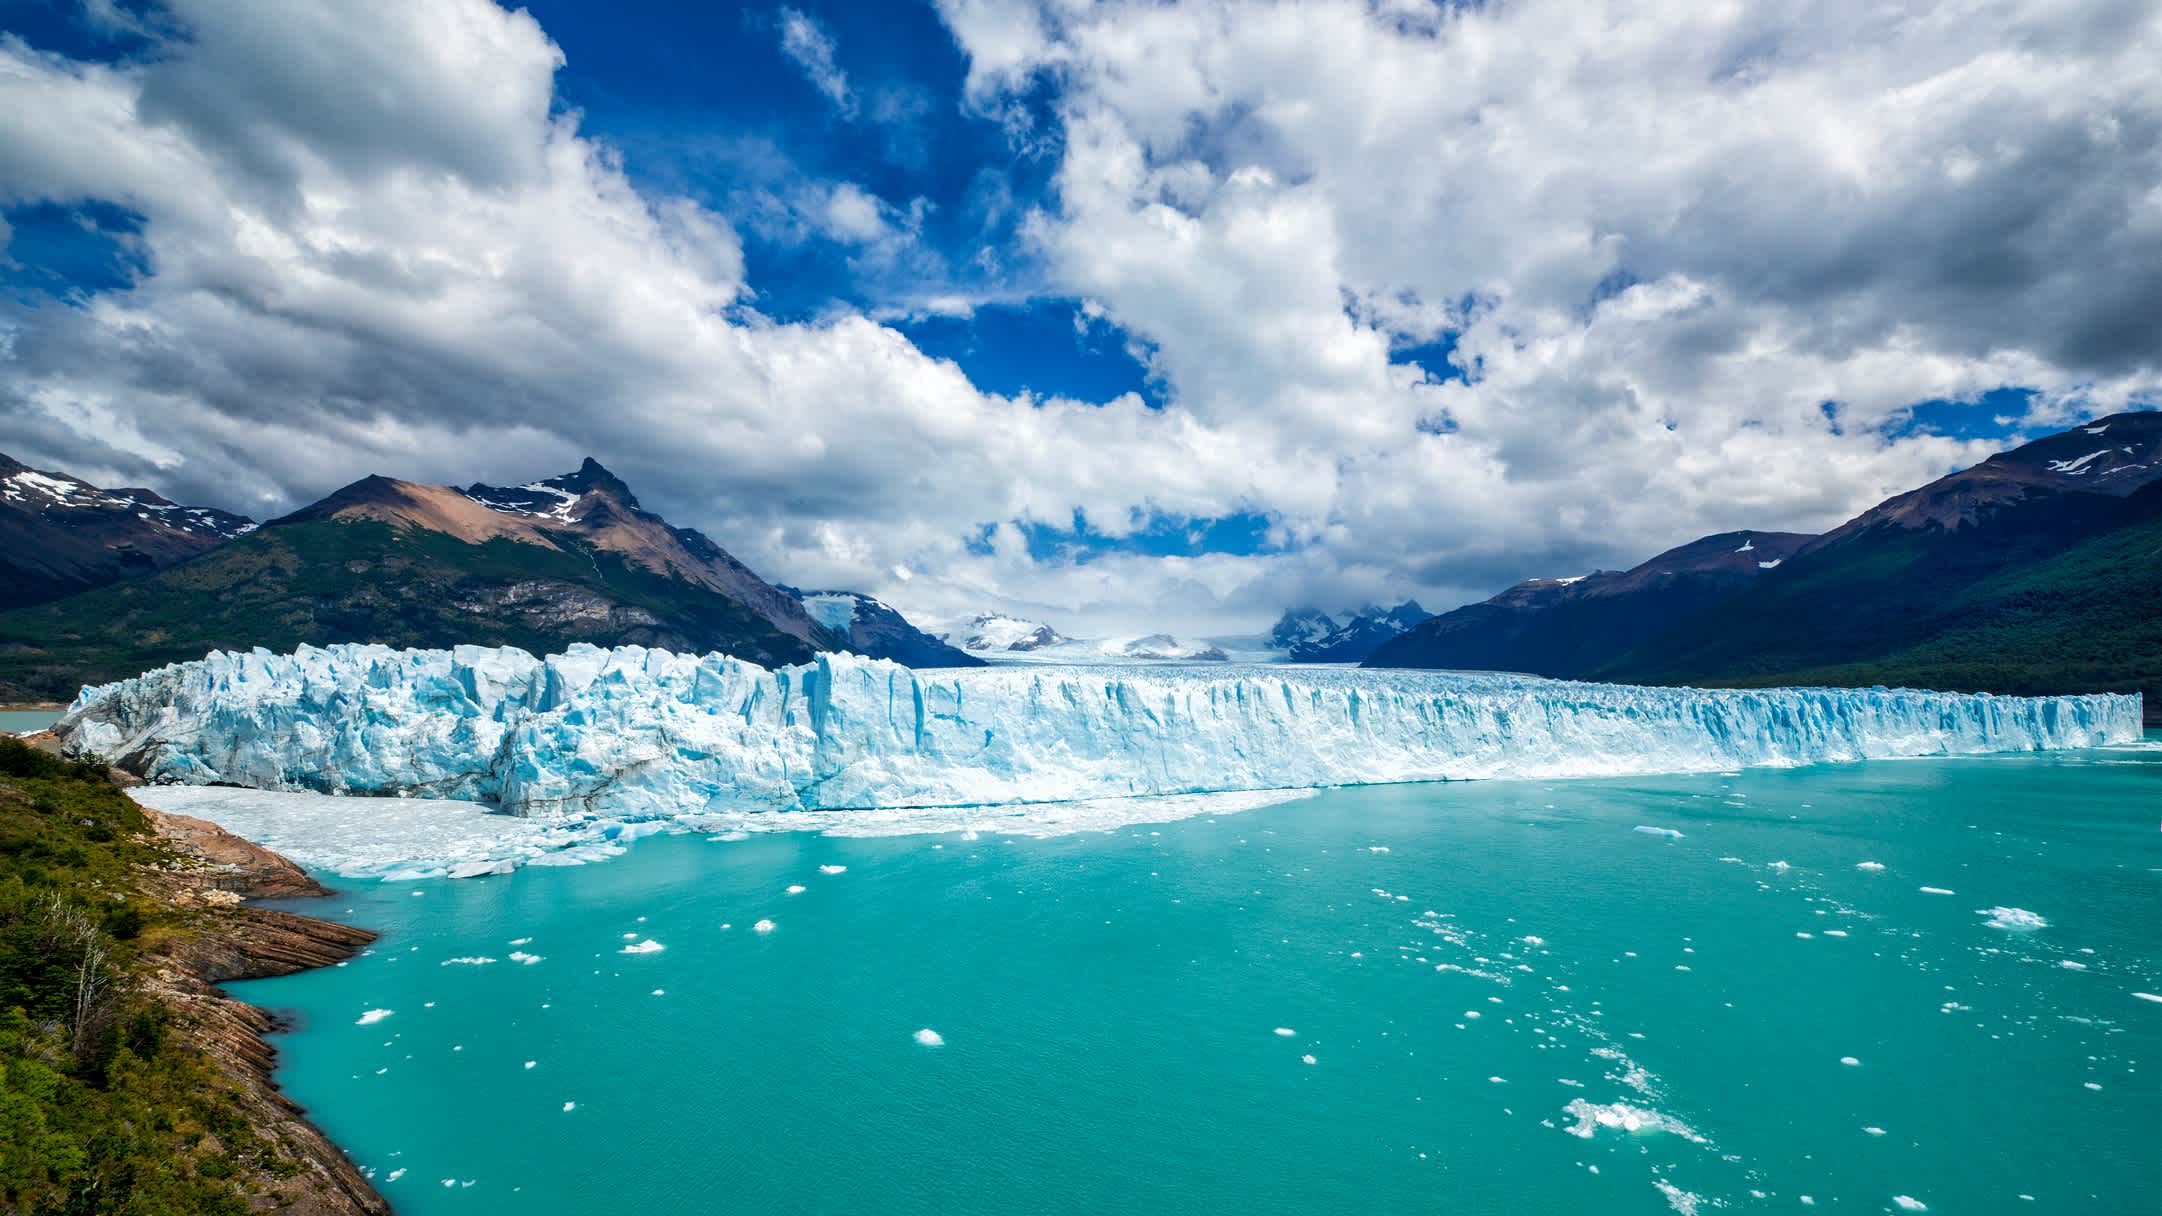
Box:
xmin=0 ymin=739 xmax=288 ymax=1214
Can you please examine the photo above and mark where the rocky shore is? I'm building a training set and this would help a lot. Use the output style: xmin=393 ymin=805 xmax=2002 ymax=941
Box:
xmin=137 ymin=800 xmax=392 ymax=1215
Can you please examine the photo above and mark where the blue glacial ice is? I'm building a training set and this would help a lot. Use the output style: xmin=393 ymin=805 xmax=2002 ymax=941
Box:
xmin=62 ymin=644 xmax=2141 ymax=831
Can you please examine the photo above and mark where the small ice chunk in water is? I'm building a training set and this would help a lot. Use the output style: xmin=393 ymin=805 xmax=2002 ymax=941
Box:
xmin=1767 ymin=860 xmax=1791 ymax=872
xmin=562 ymin=1101 xmax=576 ymax=1113
xmin=1919 ymin=886 xmax=1955 ymax=895
xmin=1892 ymin=1198 xmax=1928 ymax=1212
xmin=357 ymin=1009 xmax=394 ymax=1025
xmin=441 ymin=956 xmax=496 ymax=966
xmin=1863 ymin=1126 xmax=1886 ymax=1136
xmin=818 ymin=865 xmax=848 ymax=875
xmin=1856 ymin=861 xmax=1886 ymax=872
xmin=508 ymin=950 xmax=542 ymax=964
xmin=1633 ymin=825 xmax=1684 ymax=839
xmin=1978 ymin=906 xmax=2047 ymax=930
xmin=1487 ymin=1075 xmax=1507 ymax=1084
xmin=1653 ymin=1178 xmax=1701 ymax=1215
xmin=620 ymin=939 xmax=665 ymax=954
xmin=1301 ymin=1054 xmax=1317 ymax=1065
xmin=523 ymin=1061 xmax=536 ymax=1070
xmin=786 ymin=885 xmax=807 ymax=895
xmin=914 ymin=1028 xmax=944 ymax=1047
xmin=2133 ymin=992 xmax=2162 ymax=1004
xmin=1367 ymin=846 xmax=1391 ymax=853
xmin=1840 ymin=1056 xmax=1861 ymax=1066
xmin=753 ymin=919 xmax=776 ymax=933
xmin=1273 ymin=1027 xmax=1297 ymax=1037
xmin=1561 ymin=1100 xmax=1704 ymax=1143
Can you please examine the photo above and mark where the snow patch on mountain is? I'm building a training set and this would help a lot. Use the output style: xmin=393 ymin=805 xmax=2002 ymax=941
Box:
xmin=2 ymin=467 xmax=255 ymax=538
xmin=799 ymin=593 xmax=860 ymax=634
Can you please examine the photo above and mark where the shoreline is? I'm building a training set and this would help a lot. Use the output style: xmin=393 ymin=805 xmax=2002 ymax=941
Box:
xmin=138 ymin=801 xmax=392 ymax=1215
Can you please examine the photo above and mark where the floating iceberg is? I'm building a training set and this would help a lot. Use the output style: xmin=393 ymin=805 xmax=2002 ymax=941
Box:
xmin=60 ymin=645 xmax=2139 ymax=829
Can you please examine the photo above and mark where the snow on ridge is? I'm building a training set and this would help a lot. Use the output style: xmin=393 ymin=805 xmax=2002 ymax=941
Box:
xmin=2045 ymin=449 xmax=2111 ymax=475
xmin=60 ymin=645 xmax=2140 ymax=845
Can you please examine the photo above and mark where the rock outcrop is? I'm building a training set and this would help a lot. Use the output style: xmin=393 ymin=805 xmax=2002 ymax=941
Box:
xmin=139 ymin=807 xmax=390 ymax=1216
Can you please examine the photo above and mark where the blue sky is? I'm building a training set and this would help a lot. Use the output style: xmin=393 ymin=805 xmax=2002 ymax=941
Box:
xmin=2 ymin=0 xmax=2157 ymax=634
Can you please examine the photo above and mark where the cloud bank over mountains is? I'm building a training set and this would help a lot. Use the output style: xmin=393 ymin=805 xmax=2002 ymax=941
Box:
xmin=3 ymin=0 xmax=2157 ymax=635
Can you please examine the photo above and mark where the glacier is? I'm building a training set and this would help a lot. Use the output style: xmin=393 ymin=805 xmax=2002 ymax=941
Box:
xmin=60 ymin=644 xmax=2141 ymax=832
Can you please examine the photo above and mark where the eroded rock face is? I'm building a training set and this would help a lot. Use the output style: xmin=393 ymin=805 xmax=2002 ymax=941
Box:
xmin=143 ymin=808 xmax=328 ymax=900
xmin=138 ymin=809 xmax=389 ymax=1216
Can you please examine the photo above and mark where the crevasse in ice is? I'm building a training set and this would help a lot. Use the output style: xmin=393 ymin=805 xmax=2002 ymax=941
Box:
xmin=59 ymin=643 xmax=2142 ymax=820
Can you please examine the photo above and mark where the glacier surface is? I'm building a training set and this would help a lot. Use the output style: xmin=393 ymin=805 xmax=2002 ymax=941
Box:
xmin=62 ymin=643 xmax=2140 ymax=831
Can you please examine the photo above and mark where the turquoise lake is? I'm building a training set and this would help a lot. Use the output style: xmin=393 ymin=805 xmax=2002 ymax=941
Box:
xmin=235 ymin=745 xmax=2162 ymax=1214
xmin=0 ymin=709 xmax=58 ymax=733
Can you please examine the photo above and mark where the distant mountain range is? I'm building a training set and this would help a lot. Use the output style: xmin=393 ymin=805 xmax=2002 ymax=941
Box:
xmin=9 ymin=410 xmax=2158 ymax=713
xmin=1369 ymin=411 xmax=2162 ymax=722
xmin=0 ymin=456 xmax=969 ymax=701
xmin=1 ymin=453 xmax=257 ymax=611
xmin=953 ymin=614 xmax=1228 ymax=662
xmin=1267 ymin=602 xmax=1432 ymax=662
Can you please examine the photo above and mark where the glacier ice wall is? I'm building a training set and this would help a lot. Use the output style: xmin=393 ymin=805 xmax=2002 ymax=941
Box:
xmin=60 ymin=643 xmax=2142 ymax=821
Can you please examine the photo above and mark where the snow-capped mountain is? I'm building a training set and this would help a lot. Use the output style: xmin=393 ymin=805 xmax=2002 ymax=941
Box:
xmin=960 ymin=613 xmax=1069 ymax=652
xmin=1099 ymin=634 xmax=1228 ymax=662
xmin=1369 ymin=410 xmax=2162 ymax=722
xmin=1267 ymin=601 xmax=1432 ymax=662
xmin=0 ymin=458 xmax=844 ymax=702
xmin=953 ymin=614 xmax=1229 ymax=663
xmin=790 ymin=589 xmax=983 ymax=668
xmin=0 ymin=451 xmax=257 ymax=610
xmin=1266 ymin=609 xmax=1337 ymax=651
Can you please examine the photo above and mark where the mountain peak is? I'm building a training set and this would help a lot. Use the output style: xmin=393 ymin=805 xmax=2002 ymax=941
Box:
xmin=1822 ymin=410 xmax=2162 ymax=540
xmin=1 ymin=452 xmax=258 ymax=611
xmin=552 ymin=457 xmax=636 ymax=501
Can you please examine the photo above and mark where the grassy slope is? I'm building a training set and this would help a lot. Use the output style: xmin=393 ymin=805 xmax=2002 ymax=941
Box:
xmin=0 ymin=517 xmax=819 ymax=701
xmin=0 ymin=739 xmax=292 ymax=1214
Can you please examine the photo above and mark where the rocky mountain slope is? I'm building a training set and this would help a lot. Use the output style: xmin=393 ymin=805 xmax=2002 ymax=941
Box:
xmin=0 ymin=452 xmax=256 ymax=610
xmin=1602 ymin=412 xmax=2162 ymax=716
xmin=0 ymin=459 xmax=841 ymax=701
xmin=1371 ymin=411 xmax=2162 ymax=719
xmin=1366 ymin=532 xmax=1810 ymax=674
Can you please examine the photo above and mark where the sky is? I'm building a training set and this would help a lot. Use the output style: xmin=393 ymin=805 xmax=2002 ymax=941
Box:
xmin=2 ymin=0 xmax=2158 ymax=638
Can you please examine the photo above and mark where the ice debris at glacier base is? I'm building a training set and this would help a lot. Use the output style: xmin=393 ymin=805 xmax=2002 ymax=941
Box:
xmin=65 ymin=640 xmax=2138 ymax=854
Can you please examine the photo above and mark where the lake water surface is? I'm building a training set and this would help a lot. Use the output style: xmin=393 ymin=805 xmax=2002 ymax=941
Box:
xmin=0 ymin=709 xmax=58 ymax=733
xmin=236 ymin=745 xmax=2162 ymax=1214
